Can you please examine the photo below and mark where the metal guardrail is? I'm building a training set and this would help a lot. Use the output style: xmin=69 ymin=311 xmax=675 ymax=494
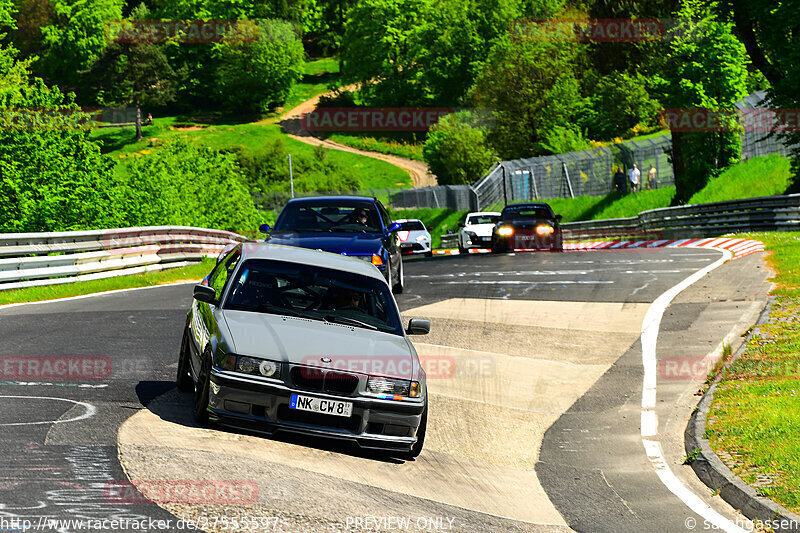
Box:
xmin=561 ymin=194 xmax=800 ymax=241
xmin=440 ymin=233 xmax=459 ymax=249
xmin=0 ymin=226 xmax=249 ymax=291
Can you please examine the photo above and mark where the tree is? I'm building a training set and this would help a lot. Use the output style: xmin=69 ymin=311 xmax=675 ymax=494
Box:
xmin=657 ymin=0 xmax=749 ymax=203
xmin=471 ymin=35 xmax=587 ymax=159
xmin=0 ymin=1 xmax=121 ymax=232
xmin=724 ymin=0 xmax=800 ymax=188
xmin=87 ymin=42 xmax=176 ymax=140
xmin=38 ymin=0 xmax=124 ymax=94
xmin=423 ymin=111 xmax=498 ymax=185
xmin=341 ymin=0 xmax=427 ymax=106
xmin=589 ymin=72 xmax=661 ymax=139
xmin=213 ymin=19 xmax=304 ymax=113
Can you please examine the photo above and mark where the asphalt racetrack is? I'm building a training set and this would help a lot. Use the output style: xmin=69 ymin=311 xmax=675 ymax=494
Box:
xmin=0 ymin=247 xmax=771 ymax=532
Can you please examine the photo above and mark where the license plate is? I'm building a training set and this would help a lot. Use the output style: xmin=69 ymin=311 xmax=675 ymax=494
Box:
xmin=290 ymin=394 xmax=353 ymax=417
xmin=401 ymin=243 xmax=413 ymax=248
xmin=515 ymin=234 xmax=541 ymax=248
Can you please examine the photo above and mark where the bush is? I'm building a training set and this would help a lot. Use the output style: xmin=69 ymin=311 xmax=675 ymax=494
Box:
xmin=588 ymin=72 xmax=661 ymax=140
xmin=118 ymin=139 xmax=261 ymax=234
xmin=214 ymin=19 xmax=305 ymax=113
xmin=423 ymin=112 xmax=497 ymax=185
xmin=0 ymin=81 xmax=121 ymax=232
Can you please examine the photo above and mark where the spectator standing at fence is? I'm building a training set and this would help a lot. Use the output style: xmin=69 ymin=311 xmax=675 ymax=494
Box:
xmin=628 ymin=164 xmax=640 ymax=193
xmin=613 ymin=167 xmax=627 ymax=193
xmin=646 ymin=164 xmax=657 ymax=190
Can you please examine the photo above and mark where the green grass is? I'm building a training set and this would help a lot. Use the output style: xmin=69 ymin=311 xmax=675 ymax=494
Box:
xmin=90 ymin=119 xmax=411 ymax=190
xmin=283 ymin=58 xmax=341 ymax=112
xmin=325 ymin=133 xmax=425 ymax=161
xmin=688 ymin=154 xmax=792 ymax=204
xmin=626 ymin=128 xmax=670 ymax=143
xmin=0 ymin=258 xmax=215 ymax=305
xmin=706 ymin=232 xmax=800 ymax=512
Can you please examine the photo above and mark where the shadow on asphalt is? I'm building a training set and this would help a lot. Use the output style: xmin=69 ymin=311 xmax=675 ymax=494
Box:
xmin=140 ymin=382 xmax=407 ymax=465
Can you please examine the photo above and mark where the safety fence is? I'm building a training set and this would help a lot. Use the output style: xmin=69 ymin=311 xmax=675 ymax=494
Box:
xmin=0 ymin=226 xmax=248 ymax=291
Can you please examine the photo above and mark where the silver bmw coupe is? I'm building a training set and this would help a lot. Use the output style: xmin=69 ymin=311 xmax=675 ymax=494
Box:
xmin=177 ymin=242 xmax=430 ymax=458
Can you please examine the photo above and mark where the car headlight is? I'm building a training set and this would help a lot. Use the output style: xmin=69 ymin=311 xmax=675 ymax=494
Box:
xmin=497 ymin=226 xmax=514 ymax=236
xmin=229 ymin=355 xmax=281 ymax=378
xmin=367 ymin=376 xmax=410 ymax=396
xmin=348 ymin=253 xmax=383 ymax=266
xmin=415 ymin=235 xmax=427 ymax=242
xmin=535 ymin=225 xmax=554 ymax=236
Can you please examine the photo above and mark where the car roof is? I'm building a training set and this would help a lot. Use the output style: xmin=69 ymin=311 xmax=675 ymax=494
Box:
xmin=394 ymin=218 xmax=422 ymax=223
xmin=502 ymin=203 xmax=553 ymax=210
xmin=466 ymin=211 xmax=501 ymax=218
xmin=284 ymin=196 xmax=377 ymax=205
xmin=237 ymin=242 xmax=386 ymax=282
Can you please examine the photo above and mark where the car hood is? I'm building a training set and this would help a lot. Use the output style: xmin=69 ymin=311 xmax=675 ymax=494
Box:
xmin=267 ymin=231 xmax=382 ymax=255
xmin=464 ymin=223 xmax=496 ymax=236
xmin=220 ymin=310 xmax=418 ymax=379
xmin=398 ymin=230 xmax=430 ymax=243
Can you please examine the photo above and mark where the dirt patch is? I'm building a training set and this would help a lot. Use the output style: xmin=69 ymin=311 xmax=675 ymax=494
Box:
xmin=170 ymin=124 xmax=206 ymax=131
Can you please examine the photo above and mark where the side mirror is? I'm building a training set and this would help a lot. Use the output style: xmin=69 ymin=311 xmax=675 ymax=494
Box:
xmin=259 ymin=223 xmax=271 ymax=234
xmin=555 ymin=214 xmax=562 ymax=221
xmin=386 ymin=222 xmax=401 ymax=233
xmin=193 ymin=284 xmax=218 ymax=306
xmin=457 ymin=222 xmax=465 ymax=228
xmin=426 ymin=226 xmax=433 ymax=231
xmin=406 ymin=318 xmax=430 ymax=335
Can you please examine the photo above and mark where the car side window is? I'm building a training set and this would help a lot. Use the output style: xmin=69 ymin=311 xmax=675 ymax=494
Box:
xmin=376 ymin=201 xmax=392 ymax=229
xmin=208 ymin=250 xmax=241 ymax=300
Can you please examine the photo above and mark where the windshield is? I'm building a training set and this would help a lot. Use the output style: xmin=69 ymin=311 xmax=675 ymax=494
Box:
xmin=502 ymin=207 xmax=553 ymax=221
xmin=398 ymin=221 xmax=425 ymax=231
xmin=467 ymin=215 xmax=500 ymax=225
xmin=224 ymin=259 xmax=402 ymax=335
xmin=273 ymin=203 xmax=382 ymax=233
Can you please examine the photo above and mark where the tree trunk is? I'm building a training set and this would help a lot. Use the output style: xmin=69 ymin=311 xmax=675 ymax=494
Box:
xmin=135 ymin=102 xmax=142 ymax=142
xmin=670 ymin=130 xmax=687 ymax=205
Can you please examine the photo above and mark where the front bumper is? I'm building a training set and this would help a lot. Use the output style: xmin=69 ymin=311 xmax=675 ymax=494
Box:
xmin=400 ymin=241 xmax=431 ymax=254
xmin=464 ymin=234 xmax=493 ymax=248
xmin=494 ymin=232 xmax=562 ymax=250
xmin=208 ymin=369 xmax=425 ymax=451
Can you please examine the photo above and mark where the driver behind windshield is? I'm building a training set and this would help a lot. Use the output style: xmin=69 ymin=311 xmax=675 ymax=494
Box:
xmin=350 ymin=208 xmax=369 ymax=226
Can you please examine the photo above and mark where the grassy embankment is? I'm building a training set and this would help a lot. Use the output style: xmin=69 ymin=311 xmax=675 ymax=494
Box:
xmin=705 ymin=231 xmax=800 ymax=512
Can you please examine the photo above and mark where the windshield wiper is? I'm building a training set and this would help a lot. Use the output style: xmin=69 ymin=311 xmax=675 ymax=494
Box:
xmin=323 ymin=314 xmax=378 ymax=330
xmin=257 ymin=305 xmax=310 ymax=319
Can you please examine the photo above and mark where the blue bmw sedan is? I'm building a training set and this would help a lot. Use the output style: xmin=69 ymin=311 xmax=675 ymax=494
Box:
xmin=262 ymin=197 xmax=405 ymax=293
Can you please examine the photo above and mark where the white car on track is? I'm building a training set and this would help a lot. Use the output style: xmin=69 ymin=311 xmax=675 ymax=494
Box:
xmin=395 ymin=219 xmax=433 ymax=257
xmin=457 ymin=212 xmax=501 ymax=253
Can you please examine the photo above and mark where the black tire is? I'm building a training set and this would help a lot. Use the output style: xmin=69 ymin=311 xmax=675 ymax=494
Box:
xmin=176 ymin=326 xmax=194 ymax=392
xmin=402 ymin=405 xmax=427 ymax=459
xmin=392 ymin=258 xmax=404 ymax=294
xmin=457 ymin=240 xmax=467 ymax=254
xmin=425 ymin=250 xmax=433 ymax=258
xmin=193 ymin=351 xmax=211 ymax=424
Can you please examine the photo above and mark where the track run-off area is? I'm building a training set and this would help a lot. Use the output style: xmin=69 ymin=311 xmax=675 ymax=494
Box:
xmin=0 ymin=245 xmax=772 ymax=532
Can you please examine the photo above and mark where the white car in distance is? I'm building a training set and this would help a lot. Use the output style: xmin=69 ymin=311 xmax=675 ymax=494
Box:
xmin=457 ymin=212 xmax=501 ymax=253
xmin=395 ymin=219 xmax=433 ymax=257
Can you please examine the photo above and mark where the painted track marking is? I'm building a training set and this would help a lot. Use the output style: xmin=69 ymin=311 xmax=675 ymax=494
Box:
xmin=639 ymin=247 xmax=747 ymax=532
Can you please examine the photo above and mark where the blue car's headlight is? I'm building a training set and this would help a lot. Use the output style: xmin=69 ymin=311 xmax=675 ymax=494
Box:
xmin=347 ymin=253 xmax=384 ymax=266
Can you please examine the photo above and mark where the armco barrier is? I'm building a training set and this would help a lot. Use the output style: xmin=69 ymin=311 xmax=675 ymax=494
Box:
xmin=0 ymin=226 xmax=249 ymax=291
xmin=561 ymin=193 xmax=800 ymax=241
